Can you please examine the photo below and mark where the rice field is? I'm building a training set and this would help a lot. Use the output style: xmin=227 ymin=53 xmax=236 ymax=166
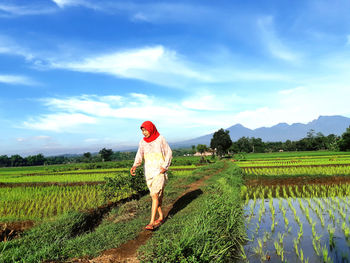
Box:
xmin=242 ymin=183 xmax=350 ymax=262
xmin=0 ymin=164 xmax=193 ymax=222
xmin=238 ymin=153 xmax=350 ymax=262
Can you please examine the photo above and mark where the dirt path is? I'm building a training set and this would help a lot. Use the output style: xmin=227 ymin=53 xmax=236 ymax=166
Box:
xmin=76 ymin=167 xmax=224 ymax=263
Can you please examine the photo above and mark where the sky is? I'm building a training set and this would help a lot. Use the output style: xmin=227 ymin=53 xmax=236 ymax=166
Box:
xmin=1 ymin=0 xmax=350 ymax=156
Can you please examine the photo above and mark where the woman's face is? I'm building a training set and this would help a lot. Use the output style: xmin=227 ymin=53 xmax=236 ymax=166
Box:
xmin=141 ymin=127 xmax=150 ymax=138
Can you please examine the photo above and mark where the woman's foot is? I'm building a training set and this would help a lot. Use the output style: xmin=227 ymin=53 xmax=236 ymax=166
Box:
xmin=145 ymin=224 xmax=155 ymax=230
xmin=154 ymin=218 xmax=164 ymax=225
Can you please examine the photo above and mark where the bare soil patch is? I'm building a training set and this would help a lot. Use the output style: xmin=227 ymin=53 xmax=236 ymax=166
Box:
xmin=0 ymin=221 xmax=34 ymax=242
xmin=241 ymin=163 xmax=350 ymax=170
xmin=245 ymin=175 xmax=350 ymax=187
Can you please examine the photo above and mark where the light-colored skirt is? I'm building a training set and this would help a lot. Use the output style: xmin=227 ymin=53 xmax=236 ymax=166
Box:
xmin=146 ymin=173 xmax=167 ymax=196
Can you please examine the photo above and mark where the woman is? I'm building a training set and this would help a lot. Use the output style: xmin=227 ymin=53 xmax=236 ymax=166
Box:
xmin=130 ymin=121 xmax=172 ymax=230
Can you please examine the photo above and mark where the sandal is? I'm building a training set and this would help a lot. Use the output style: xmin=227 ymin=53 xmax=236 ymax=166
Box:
xmin=145 ymin=224 xmax=155 ymax=230
xmin=154 ymin=219 xmax=164 ymax=225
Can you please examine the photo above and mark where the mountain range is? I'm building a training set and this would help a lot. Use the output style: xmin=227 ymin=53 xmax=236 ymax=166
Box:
xmin=172 ymin=115 xmax=350 ymax=147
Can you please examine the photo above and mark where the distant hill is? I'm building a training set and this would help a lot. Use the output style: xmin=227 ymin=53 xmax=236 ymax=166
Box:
xmin=172 ymin=115 xmax=350 ymax=147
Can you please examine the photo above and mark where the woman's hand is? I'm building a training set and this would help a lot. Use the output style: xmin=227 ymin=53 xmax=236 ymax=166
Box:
xmin=160 ymin=167 xmax=167 ymax=174
xmin=130 ymin=166 xmax=137 ymax=176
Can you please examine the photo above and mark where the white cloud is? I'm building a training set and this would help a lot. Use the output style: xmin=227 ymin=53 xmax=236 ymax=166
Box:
xmin=51 ymin=0 xmax=97 ymax=9
xmin=278 ymin=86 xmax=304 ymax=95
xmin=44 ymin=98 xmax=113 ymax=117
xmin=16 ymin=135 xmax=52 ymax=143
xmin=0 ymin=34 xmax=290 ymax=86
xmin=43 ymin=94 xmax=188 ymax=120
xmin=257 ymin=16 xmax=300 ymax=62
xmin=0 ymin=74 xmax=38 ymax=86
xmin=181 ymin=93 xmax=246 ymax=111
xmin=0 ymin=3 xmax=55 ymax=16
xmin=51 ymin=0 xmax=76 ymax=8
xmin=19 ymin=83 xmax=350 ymax=142
xmin=231 ymin=84 xmax=350 ymax=129
xmin=23 ymin=113 xmax=96 ymax=132
xmin=49 ymin=45 xmax=212 ymax=88
xmin=125 ymin=3 xmax=213 ymax=24
xmin=0 ymin=35 xmax=35 ymax=60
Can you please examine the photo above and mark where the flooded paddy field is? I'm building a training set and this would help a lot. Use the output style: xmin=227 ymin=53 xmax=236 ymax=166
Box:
xmin=241 ymin=178 xmax=350 ymax=262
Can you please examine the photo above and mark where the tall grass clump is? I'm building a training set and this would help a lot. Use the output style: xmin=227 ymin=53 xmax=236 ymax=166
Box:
xmin=138 ymin=162 xmax=246 ymax=262
xmin=0 ymin=211 xmax=97 ymax=262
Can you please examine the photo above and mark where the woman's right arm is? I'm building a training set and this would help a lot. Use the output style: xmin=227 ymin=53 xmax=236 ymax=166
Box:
xmin=131 ymin=141 xmax=143 ymax=175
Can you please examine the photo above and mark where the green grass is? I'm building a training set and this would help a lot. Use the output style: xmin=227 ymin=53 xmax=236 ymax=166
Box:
xmin=0 ymin=185 xmax=111 ymax=222
xmin=235 ymin=152 xmax=350 ymax=177
xmin=0 ymin=163 xmax=222 ymax=262
xmin=0 ymin=156 xmax=203 ymax=175
xmin=0 ymin=166 xmax=194 ymax=184
xmin=0 ymin=170 xmax=193 ymax=222
xmin=236 ymin=157 xmax=350 ymax=167
xmin=237 ymin=151 xmax=350 ymax=160
xmin=0 ymin=171 xmax=122 ymax=183
xmin=138 ymin=162 xmax=246 ymax=262
xmin=242 ymin=165 xmax=350 ymax=177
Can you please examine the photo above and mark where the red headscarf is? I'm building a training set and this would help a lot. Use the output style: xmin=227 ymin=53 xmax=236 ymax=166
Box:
xmin=141 ymin=121 xmax=160 ymax=143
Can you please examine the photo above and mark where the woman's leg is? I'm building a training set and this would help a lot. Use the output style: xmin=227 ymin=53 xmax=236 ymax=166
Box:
xmin=157 ymin=194 xmax=164 ymax=221
xmin=150 ymin=193 xmax=159 ymax=225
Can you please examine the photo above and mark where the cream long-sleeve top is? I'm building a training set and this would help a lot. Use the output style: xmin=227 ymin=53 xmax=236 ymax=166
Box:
xmin=133 ymin=135 xmax=172 ymax=181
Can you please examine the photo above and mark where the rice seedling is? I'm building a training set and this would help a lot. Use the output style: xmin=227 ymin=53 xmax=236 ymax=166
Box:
xmin=322 ymin=244 xmax=332 ymax=263
xmin=327 ymin=225 xmax=336 ymax=249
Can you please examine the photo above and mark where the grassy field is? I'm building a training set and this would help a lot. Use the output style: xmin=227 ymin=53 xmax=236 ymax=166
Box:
xmin=235 ymin=150 xmax=350 ymax=160
xmin=0 ymin=162 xmax=227 ymax=262
xmin=1 ymin=151 xmax=350 ymax=262
xmin=0 ymin=156 xmax=200 ymax=223
xmin=236 ymin=152 xmax=350 ymax=177
xmin=0 ymin=170 xmax=193 ymax=223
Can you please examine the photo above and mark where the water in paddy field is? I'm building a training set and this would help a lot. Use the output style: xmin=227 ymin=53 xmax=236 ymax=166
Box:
xmin=241 ymin=183 xmax=350 ymax=263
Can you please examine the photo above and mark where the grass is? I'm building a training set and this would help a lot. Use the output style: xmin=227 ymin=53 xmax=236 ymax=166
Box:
xmin=138 ymin=162 xmax=246 ymax=262
xmin=0 ymin=162 xmax=223 ymax=262
xmin=237 ymin=151 xmax=350 ymax=160
xmin=0 ymin=166 xmax=195 ymax=184
xmin=0 ymin=170 xmax=194 ymax=222
xmin=242 ymin=165 xmax=350 ymax=177
xmin=0 ymin=185 xmax=111 ymax=222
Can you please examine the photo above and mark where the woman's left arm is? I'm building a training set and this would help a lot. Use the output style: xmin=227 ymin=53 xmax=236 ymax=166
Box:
xmin=160 ymin=137 xmax=172 ymax=171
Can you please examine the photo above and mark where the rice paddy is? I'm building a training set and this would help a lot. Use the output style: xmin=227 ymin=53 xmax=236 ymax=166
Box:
xmin=0 ymin=164 xmax=193 ymax=222
xmin=237 ymin=153 xmax=350 ymax=262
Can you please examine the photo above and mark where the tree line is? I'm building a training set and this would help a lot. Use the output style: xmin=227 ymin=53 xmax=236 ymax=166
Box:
xmin=208 ymin=126 xmax=350 ymax=157
xmin=1 ymin=126 xmax=350 ymax=167
xmin=0 ymin=149 xmax=136 ymax=168
xmin=0 ymin=146 xmax=196 ymax=168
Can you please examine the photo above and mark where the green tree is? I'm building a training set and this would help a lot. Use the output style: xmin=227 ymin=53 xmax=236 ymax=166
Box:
xmin=99 ymin=148 xmax=113 ymax=162
xmin=236 ymin=137 xmax=252 ymax=153
xmin=210 ymin=128 xmax=232 ymax=157
xmin=339 ymin=126 xmax=350 ymax=151
xmin=191 ymin=145 xmax=196 ymax=154
xmin=26 ymin=154 xmax=45 ymax=166
xmin=196 ymin=144 xmax=208 ymax=155
xmin=326 ymin=134 xmax=339 ymax=151
xmin=250 ymin=137 xmax=265 ymax=153
xmin=284 ymin=140 xmax=296 ymax=151
xmin=10 ymin=154 xmax=25 ymax=167
xmin=83 ymin=152 xmax=92 ymax=161
xmin=0 ymin=155 xmax=10 ymax=167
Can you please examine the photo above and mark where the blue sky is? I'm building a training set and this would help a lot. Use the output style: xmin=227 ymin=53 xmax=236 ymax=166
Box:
xmin=1 ymin=0 xmax=350 ymax=156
